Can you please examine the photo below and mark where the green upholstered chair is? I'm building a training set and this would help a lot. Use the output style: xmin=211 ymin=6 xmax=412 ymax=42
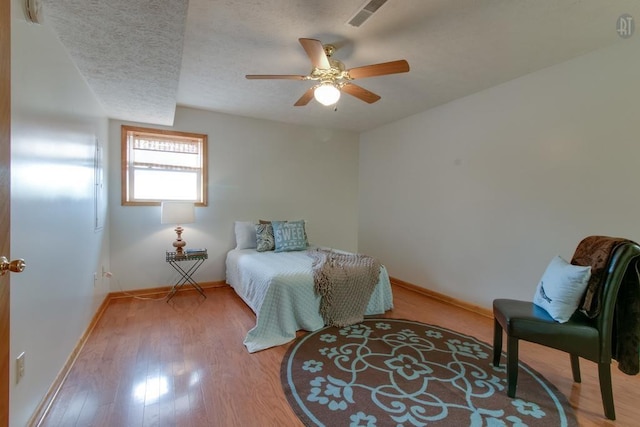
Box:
xmin=492 ymin=241 xmax=640 ymax=420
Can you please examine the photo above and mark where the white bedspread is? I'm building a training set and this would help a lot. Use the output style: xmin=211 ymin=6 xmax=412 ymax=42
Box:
xmin=225 ymin=248 xmax=394 ymax=352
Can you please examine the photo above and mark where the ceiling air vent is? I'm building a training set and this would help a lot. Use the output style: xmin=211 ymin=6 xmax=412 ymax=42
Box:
xmin=346 ymin=0 xmax=389 ymax=28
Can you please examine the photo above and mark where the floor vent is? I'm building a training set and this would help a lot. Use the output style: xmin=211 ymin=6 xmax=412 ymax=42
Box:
xmin=346 ymin=0 xmax=389 ymax=28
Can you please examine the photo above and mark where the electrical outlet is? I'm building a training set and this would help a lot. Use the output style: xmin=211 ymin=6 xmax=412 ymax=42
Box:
xmin=93 ymin=272 xmax=98 ymax=286
xmin=16 ymin=352 xmax=25 ymax=384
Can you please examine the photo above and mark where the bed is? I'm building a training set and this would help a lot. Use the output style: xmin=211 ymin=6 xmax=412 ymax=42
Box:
xmin=226 ymin=248 xmax=394 ymax=352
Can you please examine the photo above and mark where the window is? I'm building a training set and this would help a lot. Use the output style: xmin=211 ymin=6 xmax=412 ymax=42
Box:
xmin=121 ymin=126 xmax=208 ymax=206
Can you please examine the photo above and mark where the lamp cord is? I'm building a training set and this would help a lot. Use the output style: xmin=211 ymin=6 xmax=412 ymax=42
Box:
xmin=111 ymin=275 xmax=172 ymax=301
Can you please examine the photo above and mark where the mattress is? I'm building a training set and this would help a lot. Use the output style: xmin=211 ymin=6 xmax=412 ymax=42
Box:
xmin=225 ymin=248 xmax=394 ymax=352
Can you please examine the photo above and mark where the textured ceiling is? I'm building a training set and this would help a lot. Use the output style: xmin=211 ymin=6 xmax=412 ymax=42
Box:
xmin=41 ymin=0 xmax=188 ymax=125
xmin=40 ymin=0 xmax=640 ymax=132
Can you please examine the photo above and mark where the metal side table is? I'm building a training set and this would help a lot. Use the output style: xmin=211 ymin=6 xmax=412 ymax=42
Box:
xmin=165 ymin=250 xmax=208 ymax=301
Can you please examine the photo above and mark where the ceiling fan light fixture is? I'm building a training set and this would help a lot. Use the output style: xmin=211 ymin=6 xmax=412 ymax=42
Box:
xmin=246 ymin=38 xmax=409 ymax=107
xmin=314 ymin=83 xmax=341 ymax=106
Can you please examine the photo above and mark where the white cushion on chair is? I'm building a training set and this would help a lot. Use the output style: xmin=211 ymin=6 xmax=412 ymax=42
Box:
xmin=533 ymin=255 xmax=591 ymax=323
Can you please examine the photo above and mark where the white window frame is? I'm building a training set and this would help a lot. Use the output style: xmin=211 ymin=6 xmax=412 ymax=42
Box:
xmin=121 ymin=125 xmax=208 ymax=206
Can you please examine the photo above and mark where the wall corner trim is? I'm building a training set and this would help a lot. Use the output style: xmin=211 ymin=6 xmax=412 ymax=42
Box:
xmin=389 ymin=277 xmax=493 ymax=319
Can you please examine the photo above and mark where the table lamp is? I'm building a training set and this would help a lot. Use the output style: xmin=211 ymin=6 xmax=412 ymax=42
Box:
xmin=161 ymin=201 xmax=195 ymax=256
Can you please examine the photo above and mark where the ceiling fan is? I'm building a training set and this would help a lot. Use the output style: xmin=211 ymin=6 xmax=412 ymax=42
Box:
xmin=246 ymin=38 xmax=410 ymax=107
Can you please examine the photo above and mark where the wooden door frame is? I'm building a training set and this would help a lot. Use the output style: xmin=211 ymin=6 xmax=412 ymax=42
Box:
xmin=1 ymin=0 xmax=11 ymax=424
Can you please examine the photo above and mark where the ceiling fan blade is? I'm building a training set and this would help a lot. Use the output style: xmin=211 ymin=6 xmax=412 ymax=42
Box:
xmin=341 ymin=83 xmax=381 ymax=104
xmin=245 ymin=74 xmax=307 ymax=80
xmin=299 ymin=38 xmax=331 ymax=70
xmin=347 ymin=60 xmax=410 ymax=79
xmin=294 ymin=87 xmax=315 ymax=106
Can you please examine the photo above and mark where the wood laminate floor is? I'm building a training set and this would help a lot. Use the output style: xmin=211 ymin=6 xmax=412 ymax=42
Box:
xmin=38 ymin=285 xmax=637 ymax=426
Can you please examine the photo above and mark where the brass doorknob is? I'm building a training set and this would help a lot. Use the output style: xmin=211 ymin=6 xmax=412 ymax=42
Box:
xmin=0 ymin=256 xmax=26 ymax=275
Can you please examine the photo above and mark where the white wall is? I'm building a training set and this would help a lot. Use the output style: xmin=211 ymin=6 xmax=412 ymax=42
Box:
xmin=109 ymin=107 xmax=359 ymax=290
xmin=10 ymin=3 xmax=110 ymax=426
xmin=359 ymin=38 xmax=640 ymax=309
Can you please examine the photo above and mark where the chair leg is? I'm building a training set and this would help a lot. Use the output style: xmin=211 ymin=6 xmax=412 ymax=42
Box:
xmin=570 ymin=354 xmax=581 ymax=383
xmin=492 ymin=318 xmax=502 ymax=367
xmin=598 ymin=362 xmax=616 ymax=420
xmin=506 ymin=336 xmax=519 ymax=398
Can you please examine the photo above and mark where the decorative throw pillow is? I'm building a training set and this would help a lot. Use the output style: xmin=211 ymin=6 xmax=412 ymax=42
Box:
xmin=255 ymin=223 xmax=275 ymax=252
xmin=234 ymin=221 xmax=257 ymax=249
xmin=273 ymin=220 xmax=308 ymax=252
xmin=533 ymin=255 xmax=592 ymax=323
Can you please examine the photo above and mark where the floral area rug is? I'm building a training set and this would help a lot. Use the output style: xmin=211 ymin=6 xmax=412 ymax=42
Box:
xmin=281 ymin=318 xmax=577 ymax=426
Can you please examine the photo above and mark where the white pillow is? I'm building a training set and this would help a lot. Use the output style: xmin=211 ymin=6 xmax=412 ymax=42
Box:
xmin=533 ymin=255 xmax=591 ymax=323
xmin=234 ymin=221 xmax=257 ymax=249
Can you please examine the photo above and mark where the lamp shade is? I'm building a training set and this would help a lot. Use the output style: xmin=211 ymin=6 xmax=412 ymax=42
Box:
xmin=314 ymin=83 xmax=341 ymax=106
xmin=161 ymin=201 xmax=195 ymax=225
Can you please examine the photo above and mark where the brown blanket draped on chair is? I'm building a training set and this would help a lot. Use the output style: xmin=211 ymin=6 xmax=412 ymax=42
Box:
xmin=571 ymin=235 xmax=640 ymax=374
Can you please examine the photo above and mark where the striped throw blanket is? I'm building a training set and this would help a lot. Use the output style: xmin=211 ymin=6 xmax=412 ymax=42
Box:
xmin=307 ymin=248 xmax=381 ymax=327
